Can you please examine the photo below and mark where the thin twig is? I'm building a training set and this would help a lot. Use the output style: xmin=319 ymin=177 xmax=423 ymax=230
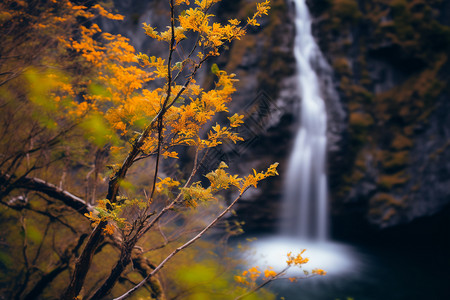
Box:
xmin=234 ymin=266 xmax=290 ymax=300
xmin=136 ymin=147 xmax=202 ymax=240
xmin=114 ymin=187 xmax=248 ymax=300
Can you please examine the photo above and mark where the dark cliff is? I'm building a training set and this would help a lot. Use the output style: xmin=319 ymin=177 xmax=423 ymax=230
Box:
xmin=307 ymin=0 xmax=450 ymax=232
xmin=223 ymin=0 xmax=450 ymax=235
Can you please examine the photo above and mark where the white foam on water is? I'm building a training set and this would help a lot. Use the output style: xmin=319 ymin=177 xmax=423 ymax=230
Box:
xmin=244 ymin=237 xmax=360 ymax=277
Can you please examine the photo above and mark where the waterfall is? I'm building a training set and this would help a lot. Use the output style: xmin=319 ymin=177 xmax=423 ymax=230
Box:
xmin=241 ymin=0 xmax=360 ymax=280
xmin=281 ymin=0 xmax=329 ymax=240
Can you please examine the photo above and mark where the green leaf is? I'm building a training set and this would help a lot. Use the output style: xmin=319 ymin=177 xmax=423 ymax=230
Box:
xmin=132 ymin=117 xmax=147 ymax=130
xmin=211 ymin=63 xmax=219 ymax=75
xmin=175 ymin=61 xmax=183 ymax=70
xmin=89 ymin=83 xmax=112 ymax=98
xmin=119 ymin=179 xmax=136 ymax=192
xmin=80 ymin=113 xmax=117 ymax=147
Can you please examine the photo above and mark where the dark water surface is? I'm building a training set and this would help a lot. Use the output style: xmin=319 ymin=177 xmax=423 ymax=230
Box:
xmin=236 ymin=234 xmax=450 ymax=300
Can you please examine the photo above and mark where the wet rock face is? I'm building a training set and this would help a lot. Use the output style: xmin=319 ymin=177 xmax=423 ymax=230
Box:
xmin=307 ymin=0 xmax=450 ymax=229
xmin=407 ymin=90 xmax=450 ymax=220
xmin=209 ymin=0 xmax=299 ymax=233
xmin=101 ymin=0 xmax=169 ymax=54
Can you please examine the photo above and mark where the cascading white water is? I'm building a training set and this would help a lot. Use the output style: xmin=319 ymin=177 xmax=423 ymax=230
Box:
xmin=242 ymin=0 xmax=360 ymax=279
xmin=281 ymin=0 xmax=329 ymax=240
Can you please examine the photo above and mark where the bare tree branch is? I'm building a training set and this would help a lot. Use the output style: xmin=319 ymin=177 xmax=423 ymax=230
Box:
xmin=114 ymin=188 xmax=248 ymax=300
xmin=0 ymin=173 xmax=92 ymax=214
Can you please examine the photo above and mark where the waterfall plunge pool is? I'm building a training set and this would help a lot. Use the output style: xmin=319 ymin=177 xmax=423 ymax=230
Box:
xmin=234 ymin=235 xmax=450 ymax=299
xmin=235 ymin=236 xmax=367 ymax=299
xmin=243 ymin=236 xmax=361 ymax=277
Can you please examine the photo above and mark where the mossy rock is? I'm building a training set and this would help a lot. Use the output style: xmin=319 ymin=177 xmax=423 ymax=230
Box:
xmin=391 ymin=132 xmax=413 ymax=150
xmin=349 ymin=112 xmax=374 ymax=128
xmin=370 ymin=192 xmax=404 ymax=207
xmin=350 ymin=169 xmax=365 ymax=183
xmin=429 ymin=141 xmax=450 ymax=161
xmin=382 ymin=150 xmax=409 ymax=170
xmin=377 ymin=171 xmax=409 ymax=190
xmin=348 ymin=85 xmax=374 ymax=104
xmin=225 ymin=36 xmax=256 ymax=72
xmin=368 ymin=192 xmax=405 ymax=223
xmin=354 ymin=153 xmax=367 ymax=170
xmin=368 ymin=205 xmax=398 ymax=225
xmin=332 ymin=57 xmax=352 ymax=77
xmin=331 ymin=0 xmax=361 ymax=23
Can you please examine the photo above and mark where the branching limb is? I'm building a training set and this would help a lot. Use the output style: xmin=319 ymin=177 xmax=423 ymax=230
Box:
xmin=15 ymin=214 xmax=31 ymax=300
xmin=0 ymin=173 xmax=92 ymax=214
xmin=114 ymin=188 xmax=249 ymax=300
xmin=62 ymin=220 xmax=107 ymax=300
xmin=136 ymin=147 xmax=206 ymax=240
xmin=22 ymin=233 xmax=88 ymax=300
